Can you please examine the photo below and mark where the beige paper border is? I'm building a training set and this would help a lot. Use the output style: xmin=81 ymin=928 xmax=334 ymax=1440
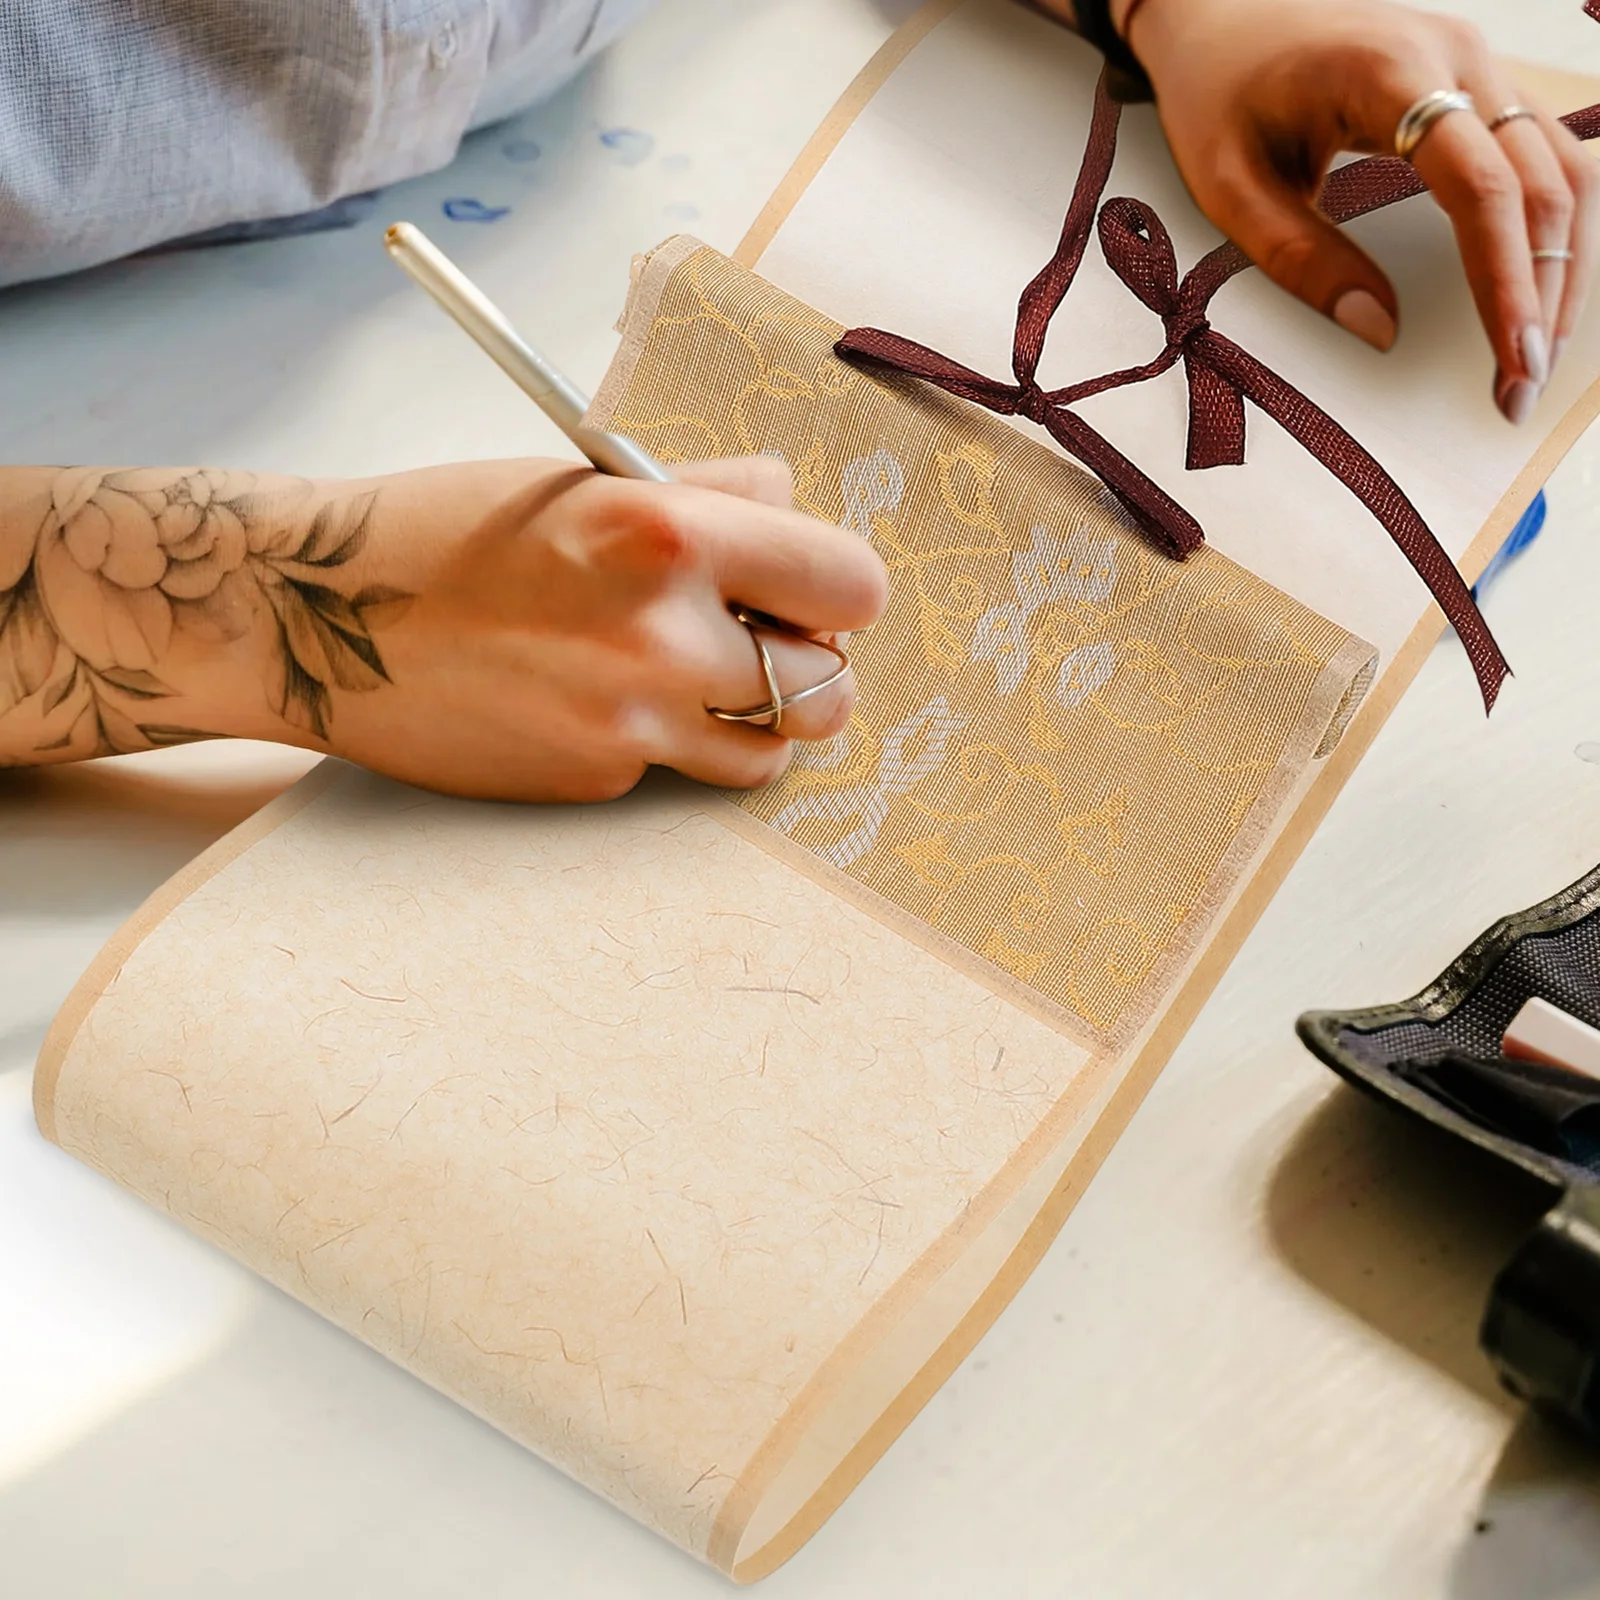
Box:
xmin=734 ymin=0 xmax=967 ymax=271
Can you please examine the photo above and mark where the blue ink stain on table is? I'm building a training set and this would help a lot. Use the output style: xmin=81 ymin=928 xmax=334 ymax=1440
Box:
xmin=599 ymin=128 xmax=655 ymax=167
xmin=663 ymin=202 xmax=701 ymax=223
xmin=502 ymin=138 xmax=542 ymax=163
xmin=442 ymin=198 xmax=511 ymax=223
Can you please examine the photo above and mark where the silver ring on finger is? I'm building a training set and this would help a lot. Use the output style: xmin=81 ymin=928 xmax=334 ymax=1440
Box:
xmin=1532 ymin=247 xmax=1576 ymax=261
xmin=1487 ymin=105 xmax=1539 ymax=135
xmin=1394 ymin=89 xmax=1477 ymax=163
xmin=706 ymin=607 xmax=851 ymax=734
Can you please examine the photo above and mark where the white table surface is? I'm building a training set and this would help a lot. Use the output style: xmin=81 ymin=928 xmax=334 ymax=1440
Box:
xmin=9 ymin=2 xmax=1600 ymax=1595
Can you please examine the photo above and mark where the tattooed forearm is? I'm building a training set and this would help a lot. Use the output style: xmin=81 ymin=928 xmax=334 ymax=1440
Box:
xmin=0 ymin=467 xmax=411 ymax=764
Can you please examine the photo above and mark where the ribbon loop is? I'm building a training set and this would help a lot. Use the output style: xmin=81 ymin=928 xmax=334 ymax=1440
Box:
xmin=1096 ymin=196 xmax=1180 ymax=316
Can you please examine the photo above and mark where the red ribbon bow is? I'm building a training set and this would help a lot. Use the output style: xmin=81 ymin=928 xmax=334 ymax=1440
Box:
xmin=837 ymin=70 xmax=1600 ymax=714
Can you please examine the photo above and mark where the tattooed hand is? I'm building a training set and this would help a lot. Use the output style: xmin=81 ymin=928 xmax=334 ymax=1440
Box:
xmin=0 ymin=456 xmax=887 ymax=801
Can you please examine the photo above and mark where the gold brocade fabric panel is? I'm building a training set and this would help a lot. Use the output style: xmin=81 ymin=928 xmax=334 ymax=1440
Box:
xmin=593 ymin=243 xmax=1374 ymax=1045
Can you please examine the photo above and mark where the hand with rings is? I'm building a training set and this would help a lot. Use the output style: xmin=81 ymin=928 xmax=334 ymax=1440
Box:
xmin=312 ymin=455 xmax=888 ymax=803
xmin=1069 ymin=0 xmax=1599 ymax=425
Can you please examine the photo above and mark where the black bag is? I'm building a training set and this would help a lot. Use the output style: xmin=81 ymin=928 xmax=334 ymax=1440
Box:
xmin=1298 ymin=864 xmax=1600 ymax=1438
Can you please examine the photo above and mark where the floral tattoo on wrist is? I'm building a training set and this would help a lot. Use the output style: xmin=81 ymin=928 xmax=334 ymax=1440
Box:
xmin=0 ymin=468 xmax=412 ymax=758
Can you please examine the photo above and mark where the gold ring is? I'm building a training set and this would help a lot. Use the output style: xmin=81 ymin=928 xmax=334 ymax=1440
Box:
xmin=1394 ymin=89 xmax=1476 ymax=163
xmin=1532 ymin=247 xmax=1575 ymax=262
xmin=707 ymin=608 xmax=851 ymax=734
xmin=1487 ymin=105 xmax=1539 ymax=134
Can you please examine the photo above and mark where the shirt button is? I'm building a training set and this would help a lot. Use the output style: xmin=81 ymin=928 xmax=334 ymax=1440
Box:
xmin=430 ymin=20 xmax=459 ymax=69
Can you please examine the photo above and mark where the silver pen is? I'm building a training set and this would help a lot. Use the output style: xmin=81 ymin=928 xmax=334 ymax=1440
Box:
xmin=383 ymin=221 xmax=674 ymax=483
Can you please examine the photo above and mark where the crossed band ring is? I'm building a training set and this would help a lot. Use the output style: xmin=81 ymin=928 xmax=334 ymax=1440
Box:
xmin=1393 ymin=88 xmax=1477 ymax=163
xmin=707 ymin=607 xmax=851 ymax=735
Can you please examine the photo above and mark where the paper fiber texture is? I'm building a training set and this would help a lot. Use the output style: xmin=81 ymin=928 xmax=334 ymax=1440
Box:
xmin=36 ymin=0 xmax=1600 ymax=1581
xmin=35 ymin=235 xmax=1370 ymax=1578
xmin=38 ymin=763 xmax=1102 ymax=1574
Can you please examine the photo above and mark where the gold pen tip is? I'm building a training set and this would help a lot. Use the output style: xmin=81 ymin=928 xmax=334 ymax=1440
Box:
xmin=384 ymin=222 xmax=413 ymax=253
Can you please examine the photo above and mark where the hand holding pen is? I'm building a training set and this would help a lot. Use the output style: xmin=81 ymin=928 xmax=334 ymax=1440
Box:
xmin=321 ymin=224 xmax=888 ymax=801
xmin=0 ymin=243 xmax=885 ymax=794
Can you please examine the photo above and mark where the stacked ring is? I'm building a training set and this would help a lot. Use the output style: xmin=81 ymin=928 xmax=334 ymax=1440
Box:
xmin=1393 ymin=88 xmax=1477 ymax=162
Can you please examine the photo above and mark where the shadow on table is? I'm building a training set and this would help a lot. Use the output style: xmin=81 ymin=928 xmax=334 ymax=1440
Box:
xmin=0 ymin=1284 xmax=707 ymax=1600
xmin=1266 ymin=1085 xmax=1600 ymax=1598
xmin=0 ymin=759 xmax=301 ymax=922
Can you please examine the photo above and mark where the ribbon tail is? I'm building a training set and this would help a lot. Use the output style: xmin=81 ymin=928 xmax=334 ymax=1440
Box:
xmin=1012 ymin=74 xmax=1124 ymax=384
xmin=1183 ymin=352 xmax=1247 ymax=470
xmin=1039 ymin=407 xmax=1206 ymax=559
xmin=837 ymin=328 xmax=1026 ymax=414
xmin=1199 ymin=332 xmax=1510 ymax=711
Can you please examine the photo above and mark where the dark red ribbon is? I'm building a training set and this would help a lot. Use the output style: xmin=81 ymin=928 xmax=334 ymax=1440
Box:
xmin=837 ymin=70 xmax=1600 ymax=714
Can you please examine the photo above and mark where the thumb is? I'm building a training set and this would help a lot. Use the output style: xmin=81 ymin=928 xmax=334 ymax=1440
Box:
xmin=1204 ymin=154 xmax=1401 ymax=352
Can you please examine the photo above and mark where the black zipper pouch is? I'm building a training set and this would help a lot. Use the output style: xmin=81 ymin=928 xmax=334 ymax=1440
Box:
xmin=1298 ymin=864 xmax=1600 ymax=1439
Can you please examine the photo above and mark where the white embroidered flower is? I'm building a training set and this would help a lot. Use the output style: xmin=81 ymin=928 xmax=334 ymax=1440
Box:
xmin=971 ymin=601 xmax=1031 ymax=696
xmin=1012 ymin=523 xmax=1118 ymax=611
xmin=1057 ymin=642 xmax=1117 ymax=709
xmin=772 ymin=697 xmax=963 ymax=870
xmin=839 ymin=449 xmax=905 ymax=536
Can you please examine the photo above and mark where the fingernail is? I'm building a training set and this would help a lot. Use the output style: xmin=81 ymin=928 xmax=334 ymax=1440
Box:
xmin=1499 ymin=378 xmax=1539 ymax=426
xmin=1521 ymin=323 xmax=1550 ymax=386
xmin=1332 ymin=288 xmax=1397 ymax=352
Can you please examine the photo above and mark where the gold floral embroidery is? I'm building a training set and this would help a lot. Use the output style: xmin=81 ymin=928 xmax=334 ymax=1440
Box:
xmin=595 ymin=245 xmax=1374 ymax=1044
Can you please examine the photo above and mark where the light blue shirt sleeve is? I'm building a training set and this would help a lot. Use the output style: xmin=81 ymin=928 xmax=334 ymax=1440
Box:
xmin=0 ymin=1 xmax=652 ymax=289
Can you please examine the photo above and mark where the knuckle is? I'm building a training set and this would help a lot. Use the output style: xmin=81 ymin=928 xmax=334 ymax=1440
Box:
xmin=561 ymin=757 xmax=647 ymax=804
xmin=621 ymin=604 xmax=710 ymax=684
xmin=587 ymin=767 xmax=646 ymax=803
xmin=747 ymin=741 xmax=794 ymax=791
xmin=709 ymin=734 xmax=794 ymax=793
xmin=1347 ymin=40 xmax=1418 ymax=94
xmin=1256 ymin=229 xmax=1322 ymax=292
xmin=1454 ymin=157 xmax=1521 ymax=213
xmin=1526 ymin=180 xmax=1575 ymax=236
xmin=611 ymin=493 xmax=700 ymax=574
xmin=1205 ymin=157 xmax=1258 ymax=217
xmin=1438 ymin=14 xmax=1487 ymax=55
